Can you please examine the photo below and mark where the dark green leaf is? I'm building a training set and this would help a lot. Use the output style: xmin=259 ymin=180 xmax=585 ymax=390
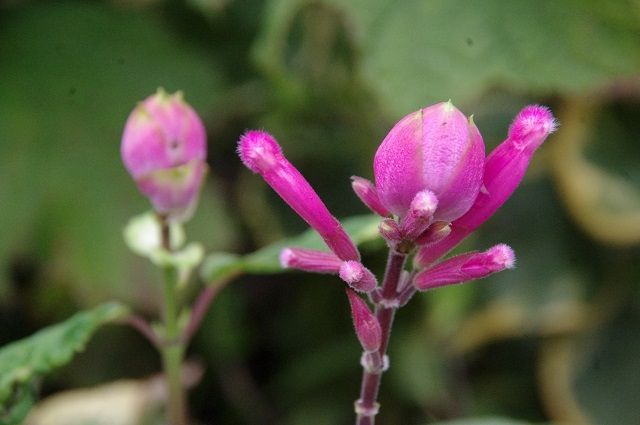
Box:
xmin=0 ymin=302 xmax=129 ymax=415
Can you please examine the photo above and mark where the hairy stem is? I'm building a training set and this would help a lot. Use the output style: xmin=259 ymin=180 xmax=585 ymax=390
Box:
xmin=355 ymin=250 xmax=407 ymax=425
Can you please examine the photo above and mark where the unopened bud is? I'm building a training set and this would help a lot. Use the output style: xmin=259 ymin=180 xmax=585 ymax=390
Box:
xmin=414 ymin=244 xmax=515 ymax=291
xmin=415 ymin=221 xmax=451 ymax=246
xmin=339 ymin=261 xmax=378 ymax=293
xmin=400 ymin=190 xmax=438 ymax=240
xmin=346 ymin=289 xmax=382 ymax=353
xmin=351 ymin=176 xmax=391 ymax=217
xmin=121 ymin=89 xmax=207 ymax=222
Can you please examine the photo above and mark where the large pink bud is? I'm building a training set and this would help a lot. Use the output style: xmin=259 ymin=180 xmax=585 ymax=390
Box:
xmin=373 ymin=101 xmax=485 ymax=222
xmin=121 ymin=89 xmax=207 ymax=222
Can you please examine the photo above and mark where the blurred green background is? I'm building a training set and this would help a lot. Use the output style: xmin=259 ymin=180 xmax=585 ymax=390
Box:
xmin=1 ymin=0 xmax=639 ymax=424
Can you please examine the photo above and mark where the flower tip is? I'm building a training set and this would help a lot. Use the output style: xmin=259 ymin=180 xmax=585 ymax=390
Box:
xmin=508 ymin=105 xmax=558 ymax=150
xmin=339 ymin=261 xmax=377 ymax=292
xmin=279 ymin=248 xmax=294 ymax=268
xmin=237 ymin=130 xmax=283 ymax=174
xmin=411 ymin=190 xmax=438 ymax=217
xmin=488 ymin=243 xmax=516 ymax=270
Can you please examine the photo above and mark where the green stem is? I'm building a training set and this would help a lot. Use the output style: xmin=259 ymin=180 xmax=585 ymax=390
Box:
xmin=159 ymin=219 xmax=188 ymax=425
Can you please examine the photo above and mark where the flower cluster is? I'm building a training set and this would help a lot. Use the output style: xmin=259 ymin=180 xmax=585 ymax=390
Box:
xmin=238 ymin=101 xmax=556 ymax=353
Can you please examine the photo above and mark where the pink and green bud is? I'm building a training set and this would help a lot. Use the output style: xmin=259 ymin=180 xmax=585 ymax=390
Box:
xmin=378 ymin=219 xmax=402 ymax=244
xmin=238 ymin=130 xmax=360 ymax=262
xmin=339 ymin=261 xmax=378 ymax=293
xmin=415 ymin=221 xmax=451 ymax=246
xmin=414 ymin=244 xmax=515 ymax=291
xmin=346 ymin=289 xmax=382 ymax=353
xmin=121 ymin=89 xmax=207 ymax=222
xmin=400 ymin=190 xmax=438 ymax=240
xmin=374 ymin=101 xmax=485 ymax=222
xmin=351 ymin=176 xmax=391 ymax=217
xmin=279 ymin=247 xmax=343 ymax=273
xmin=415 ymin=105 xmax=557 ymax=267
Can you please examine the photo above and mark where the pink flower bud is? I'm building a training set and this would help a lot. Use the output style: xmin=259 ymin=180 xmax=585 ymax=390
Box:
xmin=339 ymin=261 xmax=378 ymax=293
xmin=415 ymin=105 xmax=556 ymax=267
xmin=400 ymin=190 xmax=438 ymax=240
xmin=414 ymin=244 xmax=515 ymax=291
xmin=346 ymin=289 xmax=382 ymax=352
xmin=415 ymin=221 xmax=451 ymax=246
xmin=378 ymin=219 xmax=402 ymax=244
xmin=121 ymin=89 xmax=207 ymax=222
xmin=279 ymin=247 xmax=342 ymax=273
xmin=351 ymin=176 xmax=391 ymax=217
xmin=374 ymin=101 xmax=485 ymax=222
xmin=238 ymin=131 xmax=360 ymax=262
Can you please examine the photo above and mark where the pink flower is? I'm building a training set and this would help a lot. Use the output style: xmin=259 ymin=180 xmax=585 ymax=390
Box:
xmin=238 ymin=130 xmax=360 ymax=262
xmin=415 ymin=105 xmax=557 ymax=266
xmin=121 ymin=89 xmax=207 ymax=222
xmin=373 ymin=101 xmax=485 ymax=223
xmin=414 ymin=244 xmax=515 ymax=291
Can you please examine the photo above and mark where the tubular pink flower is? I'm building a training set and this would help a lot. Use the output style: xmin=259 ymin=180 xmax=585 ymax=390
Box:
xmin=351 ymin=176 xmax=391 ymax=217
xmin=414 ymin=244 xmax=515 ymax=291
xmin=400 ymin=190 xmax=438 ymax=240
xmin=339 ymin=261 xmax=378 ymax=293
xmin=346 ymin=289 xmax=382 ymax=353
xmin=374 ymin=101 xmax=485 ymax=222
xmin=238 ymin=130 xmax=360 ymax=261
xmin=121 ymin=89 xmax=207 ymax=222
xmin=279 ymin=247 xmax=343 ymax=274
xmin=415 ymin=105 xmax=557 ymax=267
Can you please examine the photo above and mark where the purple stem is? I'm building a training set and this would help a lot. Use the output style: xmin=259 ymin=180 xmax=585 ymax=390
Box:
xmin=127 ymin=314 xmax=161 ymax=348
xmin=355 ymin=250 xmax=407 ymax=425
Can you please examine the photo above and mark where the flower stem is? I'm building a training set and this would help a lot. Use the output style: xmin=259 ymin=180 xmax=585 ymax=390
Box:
xmin=355 ymin=250 xmax=407 ymax=425
xmin=159 ymin=218 xmax=188 ymax=425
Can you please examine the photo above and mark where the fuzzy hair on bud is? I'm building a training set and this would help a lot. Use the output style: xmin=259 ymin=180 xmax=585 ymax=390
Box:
xmin=339 ymin=261 xmax=378 ymax=293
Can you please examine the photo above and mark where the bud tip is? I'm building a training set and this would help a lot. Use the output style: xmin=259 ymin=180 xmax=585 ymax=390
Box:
xmin=237 ymin=130 xmax=283 ymax=174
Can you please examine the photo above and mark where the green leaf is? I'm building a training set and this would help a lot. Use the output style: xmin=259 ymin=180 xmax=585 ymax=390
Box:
xmin=255 ymin=0 xmax=640 ymax=113
xmin=201 ymin=214 xmax=381 ymax=283
xmin=0 ymin=302 xmax=129 ymax=417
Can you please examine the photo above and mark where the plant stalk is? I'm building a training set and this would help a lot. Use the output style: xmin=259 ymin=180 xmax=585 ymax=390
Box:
xmin=159 ymin=218 xmax=188 ymax=425
xmin=355 ymin=250 xmax=407 ymax=425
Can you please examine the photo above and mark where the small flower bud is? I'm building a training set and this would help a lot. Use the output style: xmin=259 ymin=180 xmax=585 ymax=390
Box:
xmin=346 ymin=289 xmax=382 ymax=353
xmin=279 ymin=247 xmax=342 ymax=273
xmin=400 ymin=190 xmax=438 ymax=240
xmin=378 ymin=219 xmax=402 ymax=244
xmin=238 ymin=130 xmax=360 ymax=261
xmin=415 ymin=105 xmax=556 ymax=267
xmin=415 ymin=221 xmax=451 ymax=246
xmin=414 ymin=244 xmax=515 ymax=291
xmin=351 ymin=176 xmax=391 ymax=217
xmin=374 ymin=101 xmax=485 ymax=222
xmin=339 ymin=261 xmax=378 ymax=293
xmin=121 ymin=89 xmax=207 ymax=222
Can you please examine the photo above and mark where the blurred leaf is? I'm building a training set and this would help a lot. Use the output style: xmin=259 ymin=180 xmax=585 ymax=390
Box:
xmin=25 ymin=377 xmax=166 ymax=425
xmin=200 ymin=214 xmax=380 ymax=283
xmin=2 ymin=386 xmax=36 ymax=425
xmin=0 ymin=1 xmax=233 ymax=306
xmin=550 ymin=99 xmax=640 ymax=245
xmin=255 ymin=0 xmax=640 ymax=112
xmin=0 ymin=302 xmax=129 ymax=419
xmin=427 ymin=418 xmax=539 ymax=425
xmin=571 ymin=310 xmax=640 ymax=425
